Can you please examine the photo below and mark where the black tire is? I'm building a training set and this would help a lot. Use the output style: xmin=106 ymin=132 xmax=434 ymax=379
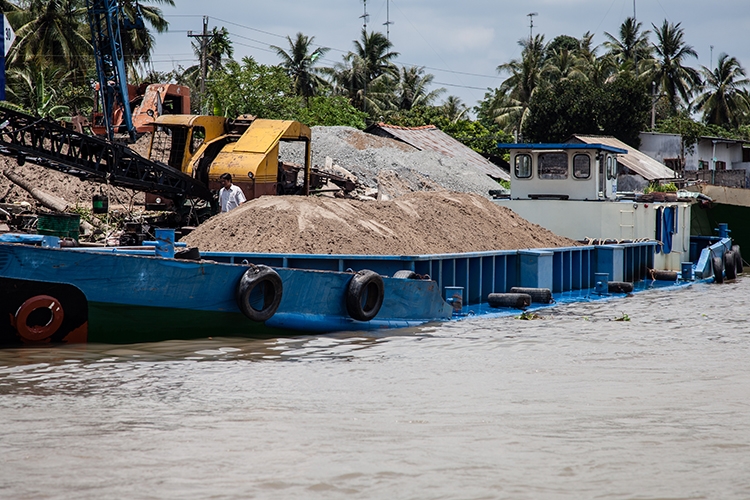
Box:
xmin=724 ymin=250 xmax=738 ymax=280
xmin=651 ymin=270 xmax=679 ymax=281
xmin=608 ymin=281 xmax=634 ymax=293
xmin=712 ymin=256 xmax=724 ymax=284
xmin=732 ymin=244 xmax=743 ymax=274
xmin=236 ymin=265 xmax=283 ymax=322
xmin=393 ymin=270 xmax=419 ymax=279
xmin=487 ymin=293 xmax=532 ymax=309
xmin=346 ymin=270 xmax=384 ymax=321
xmin=509 ymin=287 xmax=553 ymax=304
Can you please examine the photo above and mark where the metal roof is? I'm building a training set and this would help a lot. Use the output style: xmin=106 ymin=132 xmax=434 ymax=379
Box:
xmin=365 ymin=123 xmax=510 ymax=181
xmin=569 ymin=135 xmax=677 ymax=180
xmin=498 ymin=142 xmax=627 ymax=154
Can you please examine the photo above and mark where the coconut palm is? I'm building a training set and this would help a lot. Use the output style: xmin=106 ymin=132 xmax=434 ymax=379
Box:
xmin=119 ymin=0 xmax=174 ymax=69
xmin=442 ymin=95 xmax=468 ymax=123
xmin=271 ymin=32 xmax=329 ymax=98
xmin=648 ymin=20 xmax=701 ymax=113
xmin=603 ymin=17 xmax=652 ymax=70
xmin=394 ymin=66 xmax=444 ymax=110
xmin=694 ymin=53 xmax=750 ymax=127
xmin=329 ymin=29 xmax=399 ymax=113
xmin=8 ymin=0 xmax=91 ymax=78
xmin=494 ymin=34 xmax=547 ymax=132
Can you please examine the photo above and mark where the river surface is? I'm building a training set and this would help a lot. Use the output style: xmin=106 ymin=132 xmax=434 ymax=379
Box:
xmin=1 ymin=279 xmax=749 ymax=499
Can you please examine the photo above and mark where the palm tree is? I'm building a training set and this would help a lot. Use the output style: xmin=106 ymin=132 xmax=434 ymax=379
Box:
xmin=329 ymin=29 xmax=399 ymax=113
xmin=649 ymin=20 xmax=701 ymax=113
xmin=8 ymin=0 xmax=92 ymax=78
xmin=442 ymin=96 xmax=468 ymax=123
xmin=494 ymin=34 xmax=546 ymax=132
xmin=394 ymin=66 xmax=444 ymax=110
xmin=5 ymin=64 xmax=75 ymax=119
xmin=119 ymin=0 xmax=174 ymax=70
xmin=603 ymin=17 xmax=652 ymax=70
xmin=694 ymin=53 xmax=750 ymax=127
xmin=271 ymin=32 xmax=329 ymax=98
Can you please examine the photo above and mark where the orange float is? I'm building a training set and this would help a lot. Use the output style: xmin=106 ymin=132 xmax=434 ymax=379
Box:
xmin=11 ymin=295 xmax=65 ymax=341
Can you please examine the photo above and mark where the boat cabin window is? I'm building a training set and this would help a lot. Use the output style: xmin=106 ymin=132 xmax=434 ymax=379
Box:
xmin=538 ymin=152 xmax=568 ymax=179
xmin=573 ymin=154 xmax=590 ymax=179
xmin=606 ymin=155 xmax=615 ymax=180
xmin=515 ymin=154 xmax=532 ymax=178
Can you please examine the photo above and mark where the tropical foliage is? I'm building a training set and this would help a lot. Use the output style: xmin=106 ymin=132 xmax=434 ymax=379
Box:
xmin=3 ymin=2 xmax=750 ymax=154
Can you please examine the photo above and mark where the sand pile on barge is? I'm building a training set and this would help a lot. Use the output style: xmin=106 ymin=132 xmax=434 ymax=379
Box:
xmin=183 ymin=191 xmax=576 ymax=254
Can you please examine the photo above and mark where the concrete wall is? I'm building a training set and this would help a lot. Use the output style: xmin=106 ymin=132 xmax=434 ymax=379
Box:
xmin=639 ymin=132 xmax=682 ymax=164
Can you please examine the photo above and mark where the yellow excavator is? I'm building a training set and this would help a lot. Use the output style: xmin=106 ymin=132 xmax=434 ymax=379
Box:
xmin=145 ymin=114 xmax=317 ymax=211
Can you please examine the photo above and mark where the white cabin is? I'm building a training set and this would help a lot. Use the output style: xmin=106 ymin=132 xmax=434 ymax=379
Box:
xmin=496 ymin=143 xmax=691 ymax=272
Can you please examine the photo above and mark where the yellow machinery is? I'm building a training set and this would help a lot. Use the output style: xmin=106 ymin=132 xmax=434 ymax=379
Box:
xmin=148 ymin=115 xmax=312 ymax=207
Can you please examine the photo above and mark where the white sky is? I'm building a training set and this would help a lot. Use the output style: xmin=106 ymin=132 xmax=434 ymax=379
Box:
xmin=148 ymin=0 xmax=750 ymax=110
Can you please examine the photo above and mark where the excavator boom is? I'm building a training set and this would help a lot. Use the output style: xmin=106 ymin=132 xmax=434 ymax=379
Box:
xmin=0 ymin=107 xmax=213 ymax=201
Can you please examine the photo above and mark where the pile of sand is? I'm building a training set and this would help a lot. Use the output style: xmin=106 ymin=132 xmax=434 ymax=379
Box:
xmin=183 ymin=191 xmax=577 ymax=254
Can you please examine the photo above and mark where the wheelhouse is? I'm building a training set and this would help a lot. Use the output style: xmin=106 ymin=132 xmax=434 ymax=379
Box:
xmin=498 ymin=143 xmax=626 ymax=201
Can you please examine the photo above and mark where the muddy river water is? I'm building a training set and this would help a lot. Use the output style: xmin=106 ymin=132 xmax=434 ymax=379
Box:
xmin=1 ymin=279 xmax=749 ymax=499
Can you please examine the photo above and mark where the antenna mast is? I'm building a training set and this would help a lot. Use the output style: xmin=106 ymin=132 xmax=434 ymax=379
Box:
xmin=360 ymin=0 xmax=369 ymax=33
xmin=384 ymin=0 xmax=394 ymax=40
xmin=527 ymin=12 xmax=538 ymax=41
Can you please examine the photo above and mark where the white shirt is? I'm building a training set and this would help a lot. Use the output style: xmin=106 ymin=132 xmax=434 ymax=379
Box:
xmin=219 ymin=184 xmax=246 ymax=212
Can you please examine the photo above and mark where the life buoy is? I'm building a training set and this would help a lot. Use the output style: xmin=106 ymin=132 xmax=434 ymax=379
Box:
xmin=11 ymin=295 xmax=65 ymax=341
xmin=346 ymin=270 xmax=384 ymax=321
xmin=236 ymin=265 xmax=283 ymax=322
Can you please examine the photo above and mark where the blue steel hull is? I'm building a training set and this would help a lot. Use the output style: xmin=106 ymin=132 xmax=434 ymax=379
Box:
xmin=0 ymin=243 xmax=452 ymax=345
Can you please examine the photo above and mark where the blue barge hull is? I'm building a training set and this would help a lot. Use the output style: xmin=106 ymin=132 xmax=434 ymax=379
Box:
xmin=0 ymin=234 xmax=729 ymax=345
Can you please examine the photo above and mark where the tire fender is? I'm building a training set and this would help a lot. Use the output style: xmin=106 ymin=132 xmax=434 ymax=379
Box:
xmin=11 ymin=295 xmax=65 ymax=341
xmin=236 ymin=265 xmax=283 ymax=322
xmin=712 ymin=256 xmax=724 ymax=284
xmin=724 ymin=250 xmax=738 ymax=281
xmin=732 ymin=244 xmax=743 ymax=274
xmin=346 ymin=270 xmax=384 ymax=321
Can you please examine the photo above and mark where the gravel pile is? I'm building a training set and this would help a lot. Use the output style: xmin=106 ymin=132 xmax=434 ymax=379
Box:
xmin=279 ymin=126 xmax=506 ymax=198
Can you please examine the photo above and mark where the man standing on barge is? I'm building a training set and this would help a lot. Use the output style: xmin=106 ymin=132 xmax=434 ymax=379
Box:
xmin=218 ymin=173 xmax=246 ymax=212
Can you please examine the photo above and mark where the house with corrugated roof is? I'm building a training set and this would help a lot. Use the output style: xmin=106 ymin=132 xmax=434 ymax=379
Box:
xmin=639 ymin=132 xmax=750 ymax=188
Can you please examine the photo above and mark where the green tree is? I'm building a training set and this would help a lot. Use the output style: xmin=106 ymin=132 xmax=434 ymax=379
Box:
xmin=297 ymin=96 xmax=367 ymax=128
xmin=493 ymin=34 xmax=547 ymax=133
xmin=118 ymin=0 xmax=174 ymax=70
xmin=523 ymin=75 xmax=649 ymax=145
xmin=8 ymin=0 xmax=91 ymax=79
xmin=694 ymin=53 xmax=750 ymax=128
xmin=271 ymin=32 xmax=329 ymax=99
xmin=329 ymin=29 xmax=399 ymax=113
xmin=603 ymin=17 xmax=652 ymax=71
xmin=207 ymin=56 xmax=301 ymax=119
xmin=648 ymin=20 xmax=701 ymax=113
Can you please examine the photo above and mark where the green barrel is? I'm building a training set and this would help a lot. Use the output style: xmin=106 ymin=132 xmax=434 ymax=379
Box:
xmin=37 ymin=212 xmax=81 ymax=240
xmin=92 ymin=194 xmax=109 ymax=214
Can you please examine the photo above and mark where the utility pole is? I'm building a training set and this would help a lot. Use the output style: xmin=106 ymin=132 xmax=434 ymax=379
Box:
xmin=360 ymin=1 xmax=369 ymax=114
xmin=187 ymin=16 xmax=212 ymax=99
xmin=633 ymin=0 xmax=638 ymax=71
xmin=527 ymin=12 xmax=538 ymax=42
xmin=710 ymin=45 xmax=714 ymax=69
